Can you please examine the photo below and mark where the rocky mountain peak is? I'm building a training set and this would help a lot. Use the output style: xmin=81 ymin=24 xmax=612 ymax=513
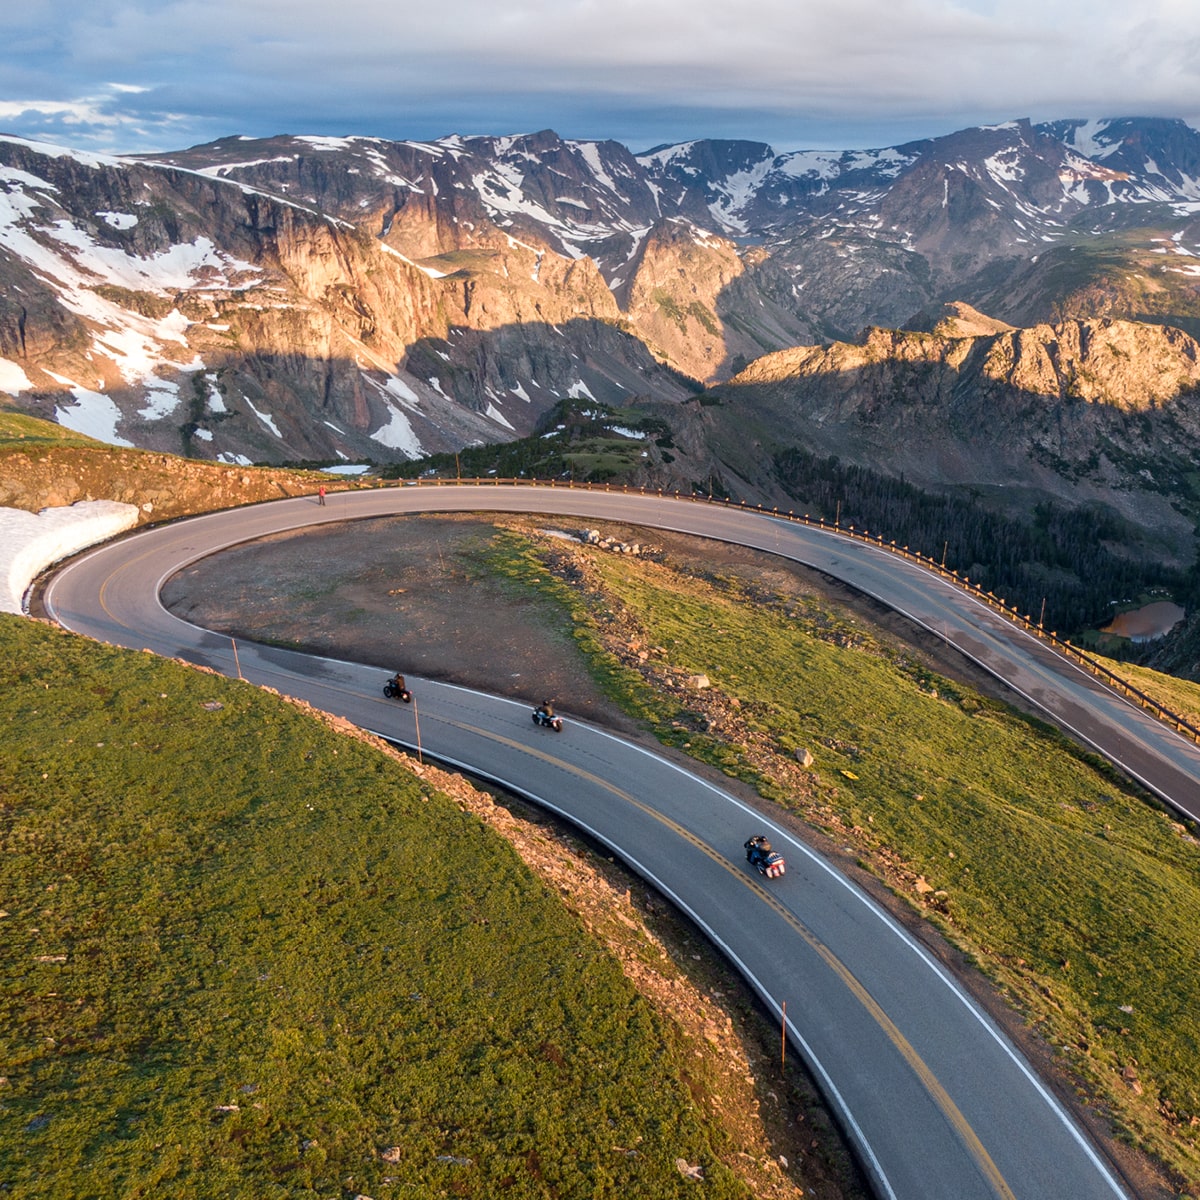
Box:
xmin=5 ymin=115 xmax=1200 ymax=472
xmin=924 ymin=302 xmax=1017 ymax=339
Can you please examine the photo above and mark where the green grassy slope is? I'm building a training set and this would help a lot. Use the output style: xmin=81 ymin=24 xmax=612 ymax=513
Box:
xmin=1094 ymin=655 xmax=1200 ymax=729
xmin=480 ymin=527 xmax=1200 ymax=1192
xmin=0 ymin=616 xmax=749 ymax=1200
xmin=0 ymin=409 xmax=105 ymax=448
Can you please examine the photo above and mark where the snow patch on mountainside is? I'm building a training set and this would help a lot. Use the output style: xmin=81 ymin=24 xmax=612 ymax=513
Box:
xmin=708 ymin=160 xmax=774 ymax=231
xmin=50 ymin=378 xmax=135 ymax=446
xmin=0 ymin=358 xmax=33 ymax=394
xmin=470 ymin=168 xmax=586 ymax=254
xmin=196 ymin=155 xmax=296 ymax=177
xmin=1061 ymin=120 xmax=1121 ymax=160
xmin=773 ymin=150 xmax=844 ymax=182
xmin=369 ymin=400 xmax=423 ymax=457
xmin=295 ymin=135 xmax=360 ymax=153
xmin=97 ymin=211 xmax=138 ymax=229
xmin=245 ymin=400 xmax=282 ymax=438
xmin=137 ymin=377 xmax=183 ymax=420
xmin=377 ymin=374 xmax=421 ymax=407
xmin=775 ymin=147 xmax=916 ymax=181
xmin=484 ymin=402 xmax=514 ymax=429
xmin=984 ymin=150 xmax=1025 ymax=183
xmin=95 ymin=317 xmax=199 ymax=385
xmin=0 ymin=167 xmax=259 ymax=295
xmin=362 ymin=374 xmax=427 ymax=457
xmin=572 ymin=142 xmax=621 ymax=198
xmin=636 ymin=142 xmax=700 ymax=172
xmin=0 ymin=157 xmax=295 ymax=424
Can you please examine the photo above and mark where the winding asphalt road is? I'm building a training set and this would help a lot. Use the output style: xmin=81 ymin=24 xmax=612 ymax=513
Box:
xmin=43 ymin=483 xmax=1198 ymax=1200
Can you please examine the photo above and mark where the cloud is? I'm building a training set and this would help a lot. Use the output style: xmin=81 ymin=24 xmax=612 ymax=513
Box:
xmin=0 ymin=89 xmax=188 ymax=152
xmin=2 ymin=0 xmax=1200 ymax=153
xmin=0 ymin=95 xmax=138 ymax=129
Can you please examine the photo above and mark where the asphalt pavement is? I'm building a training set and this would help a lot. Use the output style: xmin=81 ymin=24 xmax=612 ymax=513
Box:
xmin=41 ymin=483 xmax=1176 ymax=1200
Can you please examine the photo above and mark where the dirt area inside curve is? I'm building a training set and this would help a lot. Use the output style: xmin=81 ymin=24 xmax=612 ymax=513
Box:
xmin=163 ymin=513 xmax=634 ymax=725
xmin=161 ymin=511 xmax=1015 ymax=720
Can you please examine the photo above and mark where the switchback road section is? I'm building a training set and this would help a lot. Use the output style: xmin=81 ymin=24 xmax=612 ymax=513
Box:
xmin=45 ymin=483 xmax=1182 ymax=1200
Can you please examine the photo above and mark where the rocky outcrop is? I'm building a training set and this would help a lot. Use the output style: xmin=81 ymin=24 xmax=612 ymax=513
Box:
xmin=732 ymin=316 xmax=1200 ymax=413
xmin=925 ymin=302 xmax=1017 ymax=339
xmin=622 ymin=220 xmax=744 ymax=381
xmin=0 ymin=444 xmax=335 ymax=522
xmin=705 ymin=315 xmax=1200 ymax=558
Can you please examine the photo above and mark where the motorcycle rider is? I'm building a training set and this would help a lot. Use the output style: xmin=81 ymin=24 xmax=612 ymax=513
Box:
xmin=539 ymin=698 xmax=555 ymax=719
xmin=390 ymin=672 xmax=407 ymax=693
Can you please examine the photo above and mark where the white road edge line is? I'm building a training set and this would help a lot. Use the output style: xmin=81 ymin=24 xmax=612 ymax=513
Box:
xmin=392 ymin=676 xmax=1131 ymax=1200
xmin=196 ymin=629 xmax=1128 ymax=1200
xmin=366 ymin=732 xmax=902 ymax=1200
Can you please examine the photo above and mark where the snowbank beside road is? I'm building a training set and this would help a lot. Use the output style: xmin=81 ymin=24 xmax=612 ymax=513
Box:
xmin=1 ymin=501 xmax=140 ymax=614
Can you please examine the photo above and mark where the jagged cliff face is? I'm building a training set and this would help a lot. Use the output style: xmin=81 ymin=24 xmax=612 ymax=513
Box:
xmin=698 ymin=307 xmax=1200 ymax=559
xmin=620 ymin=220 xmax=744 ymax=379
xmin=0 ymin=134 xmax=692 ymax=464
xmin=735 ymin=312 xmax=1200 ymax=414
xmin=5 ymin=116 xmax=1200 ymax=467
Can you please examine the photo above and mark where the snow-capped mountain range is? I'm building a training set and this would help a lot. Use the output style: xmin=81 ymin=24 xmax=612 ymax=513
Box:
xmin=2 ymin=116 xmax=1200 ymax=465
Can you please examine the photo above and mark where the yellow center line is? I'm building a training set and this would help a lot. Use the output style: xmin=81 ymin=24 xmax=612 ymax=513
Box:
xmin=447 ymin=715 xmax=1017 ymax=1200
xmin=72 ymin=580 xmax=1013 ymax=1200
xmin=96 ymin=544 xmax=177 ymax=630
xmin=97 ymin=574 xmax=127 ymax=628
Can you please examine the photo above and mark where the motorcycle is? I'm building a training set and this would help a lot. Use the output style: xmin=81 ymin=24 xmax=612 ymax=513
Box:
xmin=532 ymin=706 xmax=563 ymax=732
xmin=383 ymin=676 xmax=412 ymax=703
xmin=745 ymin=835 xmax=785 ymax=878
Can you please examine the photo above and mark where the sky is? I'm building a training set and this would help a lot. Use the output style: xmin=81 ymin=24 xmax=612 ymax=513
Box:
xmin=1 ymin=0 xmax=1199 ymax=156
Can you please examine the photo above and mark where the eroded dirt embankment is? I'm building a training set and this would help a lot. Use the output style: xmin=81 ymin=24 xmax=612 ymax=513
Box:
xmin=0 ymin=445 xmax=333 ymax=523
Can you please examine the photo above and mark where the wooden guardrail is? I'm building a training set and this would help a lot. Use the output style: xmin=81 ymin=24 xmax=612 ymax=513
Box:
xmin=371 ymin=475 xmax=1200 ymax=747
